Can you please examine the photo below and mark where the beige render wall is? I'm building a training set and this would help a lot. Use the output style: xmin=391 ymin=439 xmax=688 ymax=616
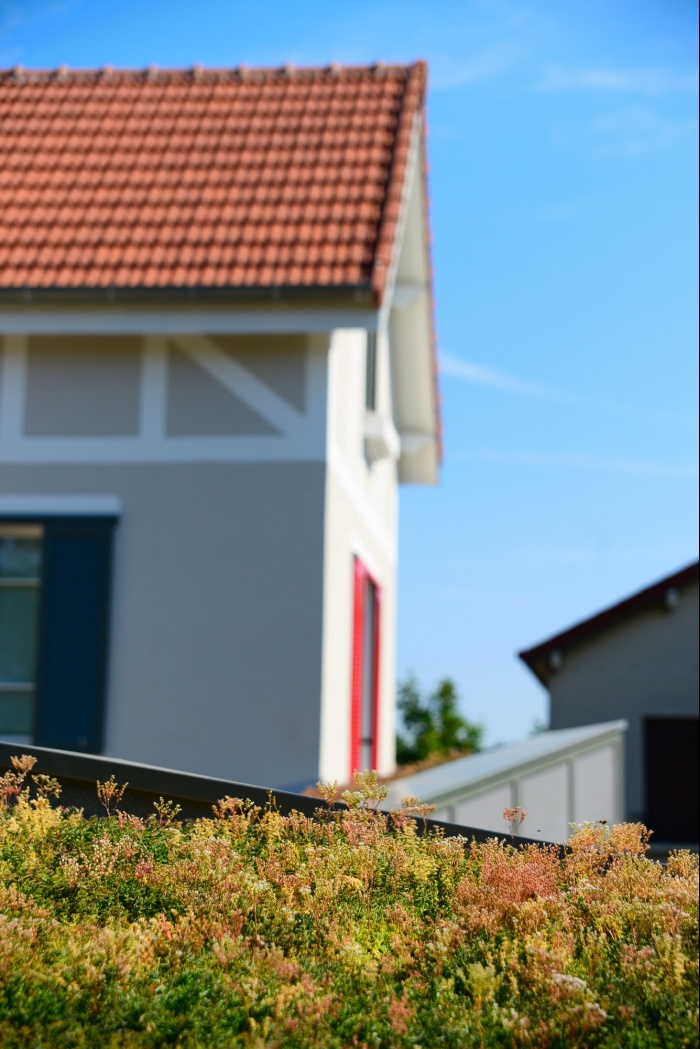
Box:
xmin=25 ymin=335 xmax=142 ymax=436
xmin=319 ymin=328 xmax=399 ymax=783
xmin=548 ymin=584 xmax=699 ymax=819
xmin=0 ymin=460 xmax=327 ymax=790
xmin=1 ymin=325 xmax=402 ymax=788
xmin=1 ymin=330 xmax=332 ymax=790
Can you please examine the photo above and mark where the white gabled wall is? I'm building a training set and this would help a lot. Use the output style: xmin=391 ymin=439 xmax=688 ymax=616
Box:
xmin=383 ymin=723 xmax=628 ymax=843
xmin=319 ymin=327 xmax=399 ymax=783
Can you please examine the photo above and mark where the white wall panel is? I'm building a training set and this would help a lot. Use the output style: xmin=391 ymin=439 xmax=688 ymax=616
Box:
xmin=573 ymin=745 xmax=616 ymax=826
xmin=519 ymin=764 xmax=569 ymax=843
xmin=455 ymin=783 xmax=514 ymax=832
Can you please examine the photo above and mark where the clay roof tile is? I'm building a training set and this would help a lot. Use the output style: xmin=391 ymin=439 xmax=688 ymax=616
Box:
xmin=0 ymin=62 xmax=427 ymax=303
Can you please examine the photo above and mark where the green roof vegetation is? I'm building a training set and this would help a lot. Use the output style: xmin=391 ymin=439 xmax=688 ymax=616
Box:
xmin=1 ymin=757 xmax=698 ymax=1047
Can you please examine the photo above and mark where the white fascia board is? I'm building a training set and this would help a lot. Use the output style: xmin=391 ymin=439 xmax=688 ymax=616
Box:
xmin=381 ymin=119 xmax=439 ymax=486
xmin=391 ymin=282 xmax=424 ymax=309
xmin=379 ymin=114 xmax=424 ymax=332
xmin=0 ymin=306 xmax=379 ymax=336
xmin=0 ymin=495 xmax=122 ymax=516
xmin=0 ymin=436 xmax=326 ymax=465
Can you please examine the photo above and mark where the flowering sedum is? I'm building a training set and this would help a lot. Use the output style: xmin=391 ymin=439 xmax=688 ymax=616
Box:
xmin=0 ymin=759 xmax=698 ymax=1047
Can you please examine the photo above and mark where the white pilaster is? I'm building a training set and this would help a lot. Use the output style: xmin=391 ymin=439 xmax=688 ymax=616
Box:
xmin=140 ymin=335 xmax=168 ymax=440
xmin=0 ymin=334 xmax=27 ymax=445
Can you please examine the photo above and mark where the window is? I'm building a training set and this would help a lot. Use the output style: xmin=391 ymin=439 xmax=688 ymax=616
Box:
xmin=350 ymin=557 xmax=381 ymax=773
xmin=0 ymin=525 xmax=43 ymax=742
xmin=0 ymin=516 xmax=116 ymax=752
xmin=645 ymin=716 xmax=699 ymax=843
xmin=365 ymin=331 xmax=377 ymax=411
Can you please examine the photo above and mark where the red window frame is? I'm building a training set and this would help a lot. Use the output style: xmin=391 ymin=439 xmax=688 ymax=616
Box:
xmin=350 ymin=556 xmax=382 ymax=775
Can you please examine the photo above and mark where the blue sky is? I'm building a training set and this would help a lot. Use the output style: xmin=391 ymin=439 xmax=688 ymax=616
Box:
xmin=2 ymin=0 xmax=698 ymax=743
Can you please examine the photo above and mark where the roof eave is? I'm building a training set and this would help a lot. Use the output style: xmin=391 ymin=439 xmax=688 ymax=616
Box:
xmin=378 ymin=69 xmax=441 ymax=486
xmin=519 ymin=560 xmax=700 ymax=684
xmin=0 ymin=283 xmax=377 ymax=308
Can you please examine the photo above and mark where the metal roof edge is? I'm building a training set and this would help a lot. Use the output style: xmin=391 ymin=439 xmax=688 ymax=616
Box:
xmin=0 ymin=741 xmax=563 ymax=850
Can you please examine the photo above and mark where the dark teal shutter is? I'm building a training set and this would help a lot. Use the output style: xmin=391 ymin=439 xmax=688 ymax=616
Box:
xmin=34 ymin=518 xmax=115 ymax=753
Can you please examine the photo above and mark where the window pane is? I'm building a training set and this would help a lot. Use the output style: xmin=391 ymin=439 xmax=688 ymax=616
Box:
xmin=0 ymin=528 xmax=43 ymax=743
xmin=0 ymin=689 xmax=34 ymax=735
xmin=0 ymin=587 xmax=41 ymax=682
xmin=0 ymin=527 xmax=43 ymax=579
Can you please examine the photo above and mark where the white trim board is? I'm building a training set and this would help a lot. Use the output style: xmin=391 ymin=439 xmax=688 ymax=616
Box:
xmin=0 ymin=495 xmax=122 ymax=516
xmin=328 ymin=443 xmax=397 ymax=565
xmin=0 ymin=435 xmax=327 ymax=464
xmin=175 ymin=334 xmax=304 ymax=434
xmin=140 ymin=335 xmax=168 ymax=439
xmin=0 ymin=334 xmax=26 ymax=442
xmin=0 ymin=332 xmax=328 ymax=464
xmin=0 ymin=308 xmax=379 ymax=336
xmin=380 ymin=115 xmax=423 ymax=332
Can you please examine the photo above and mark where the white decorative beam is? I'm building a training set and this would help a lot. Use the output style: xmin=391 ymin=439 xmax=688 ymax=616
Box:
xmin=173 ymin=333 xmax=305 ymax=435
xmin=0 ymin=334 xmax=27 ymax=444
xmin=139 ymin=335 xmax=167 ymax=439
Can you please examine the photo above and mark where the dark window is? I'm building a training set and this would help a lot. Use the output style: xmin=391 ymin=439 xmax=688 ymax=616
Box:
xmin=0 ymin=525 xmax=43 ymax=741
xmin=0 ymin=516 xmax=116 ymax=753
xmin=645 ymin=716 xmax=699 ymax=843
xmin=365 ymin=331 xmax=377 ymax=411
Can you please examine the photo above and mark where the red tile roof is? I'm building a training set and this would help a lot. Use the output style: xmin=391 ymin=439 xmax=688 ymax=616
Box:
xmin=0 ymin=63 xmax=427 ymax=303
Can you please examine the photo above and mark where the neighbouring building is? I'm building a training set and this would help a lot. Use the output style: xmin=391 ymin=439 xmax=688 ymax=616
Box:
xmin=519 ymin=563 xmax=699 ymax=844
xmin=383 ymin=721 xmax=628 ymax=844
xmin=0 ymin=62 xmax=441 ymax=790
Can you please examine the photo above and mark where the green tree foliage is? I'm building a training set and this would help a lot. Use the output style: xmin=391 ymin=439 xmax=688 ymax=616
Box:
xmin=396 ymin=675 xmax=483 ymax=766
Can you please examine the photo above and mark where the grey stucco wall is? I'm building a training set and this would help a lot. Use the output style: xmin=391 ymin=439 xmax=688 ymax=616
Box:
xmin=166 ymin=347 xmax=279 ymax=435
xmin=25 ymin=335 xmax=142 ymax=436
xmin=548 ymin=583 xmax=699 ymax=819
xmin=0 ymin=462 xmax=326 ymax=790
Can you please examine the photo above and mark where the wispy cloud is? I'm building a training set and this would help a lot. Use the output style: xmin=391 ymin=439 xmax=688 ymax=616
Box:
xmin=538 ymin=65 xmax=699 ymax=96
xmin=0 ymin=0 xmax=83 ymax=33
xmin=439 ymin=352 xmax=616 ymax=410
xmin=458 ymin=450 xmax=699 ymax=479
xmin=439 ymin=351 xmax=697 ymax=428
xmin=448 ymin=543 xmax=698 ymax=571
xmin=589 ymin=105 xmax=698 ymax=155
xmin=439 ymin=353 xmax=557 ymax=397
xmin=431 ymin=40 xmax=526 ymax=91
xmin=513 ymin=544 xmax=699 ymax=566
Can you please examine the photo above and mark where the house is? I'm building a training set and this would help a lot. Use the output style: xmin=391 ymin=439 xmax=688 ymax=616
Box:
xmin=519 ymin=563 xmax=699 ymax=844
xmin=382 ymin=720 xmax=628 ymax=844
xmin=0 ymin=62 xmax=441 ymax=791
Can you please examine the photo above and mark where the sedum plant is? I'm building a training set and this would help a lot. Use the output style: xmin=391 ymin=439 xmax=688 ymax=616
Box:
xmin=0 ymin=756 xmax=697 ymax=1047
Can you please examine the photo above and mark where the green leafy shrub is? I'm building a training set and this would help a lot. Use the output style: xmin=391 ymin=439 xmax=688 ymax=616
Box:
xmin=0 ymin=757 xmax=698 ymax=1047
xmin=396 ymin=675 xmax=483 ymax=766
